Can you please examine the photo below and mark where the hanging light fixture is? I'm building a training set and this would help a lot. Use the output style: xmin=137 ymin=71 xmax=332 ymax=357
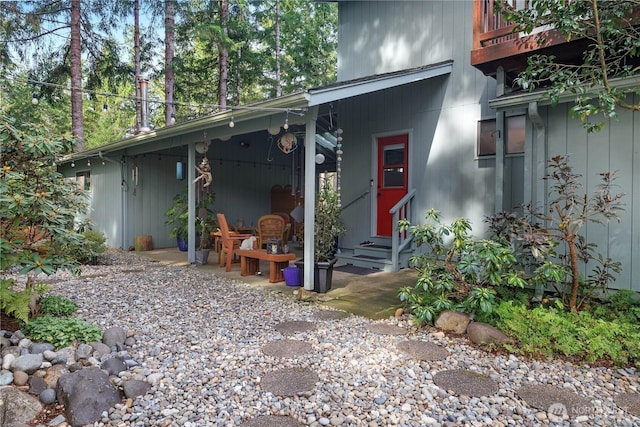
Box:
xmin=170 ymin=111 xmax=176 ymax=125
xmin=283 ymin=110 xmax=289 ymax=130
xmin=87 ymin=159 xmax=91 ymax=167
xmin=71 ymin=161 xmax=75 ymax=168
xmin=31 ymin=91 xmax=39 ymax=105
xmin=102 ymin=95 xmax=108 ymax=113
xmin=229 ymin=112 xmax=235 ymax=128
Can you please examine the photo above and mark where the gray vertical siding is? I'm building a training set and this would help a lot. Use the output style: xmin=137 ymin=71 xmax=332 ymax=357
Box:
xmin=337 ymin=0 xmax=498 ymax=247
xmin=536 ymin=100 xmax=639 ymax=291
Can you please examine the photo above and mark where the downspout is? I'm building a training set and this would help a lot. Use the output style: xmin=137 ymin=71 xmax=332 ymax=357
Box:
xmin=495 ymin=67 xmax=505 ymax=212
xmin=303 ymin=106 xmax=319 ymax=291
xmin=527 ymin=101 xmax=546 ymax=208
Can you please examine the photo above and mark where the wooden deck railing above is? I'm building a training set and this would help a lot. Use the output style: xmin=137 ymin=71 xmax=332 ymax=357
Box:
xmin=471 ymin=0 xmax=573 ymax=78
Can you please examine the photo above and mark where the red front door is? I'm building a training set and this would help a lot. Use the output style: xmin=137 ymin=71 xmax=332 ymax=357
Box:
xmin=376 ymin=135 xmax=408 ymax=236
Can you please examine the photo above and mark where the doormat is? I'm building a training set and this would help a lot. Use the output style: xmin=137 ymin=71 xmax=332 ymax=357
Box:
xmin=334 ymin=264 xmax=380 ymax=275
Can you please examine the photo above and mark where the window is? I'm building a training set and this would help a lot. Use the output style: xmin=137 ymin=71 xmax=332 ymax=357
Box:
xmin=76 ymin=171 xmax=91 ymax=191
xmin=477 ymin=115 xmax=525 ymax=156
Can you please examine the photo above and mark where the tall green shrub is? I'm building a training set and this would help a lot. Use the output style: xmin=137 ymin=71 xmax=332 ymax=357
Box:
xmin=397 ymin=209 xmax=526 ymax=325
xmin=486 ymin=155 xmax=625 ymax=310
xmin=1 ymin=117 xmax=92 ymax=320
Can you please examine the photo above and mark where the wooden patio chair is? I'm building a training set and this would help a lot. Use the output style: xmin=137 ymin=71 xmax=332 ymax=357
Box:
xmin=256 ymin=214 xmax=286 ymax=248
xmin=217 ymin=213 xmax=253 ymax=272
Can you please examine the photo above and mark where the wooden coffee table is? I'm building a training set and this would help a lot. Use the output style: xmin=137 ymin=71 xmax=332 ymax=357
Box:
xmin=235 ymin=249 xmax=296 ymax=283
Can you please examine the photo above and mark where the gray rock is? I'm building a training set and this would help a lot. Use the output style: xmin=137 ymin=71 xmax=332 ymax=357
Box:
xmin=0 ymin=336 xmax=10 ymax=350
xmin=90 ymin=341 xmax=111 ymax=359
xmin=75 ymin=343 xmax=93 ymax=360
xmin=56 ymin=347 xmax=76 ymax=365
xmin=48 ymin=414 xmax=67 ymax=426
xmin=0 ymin=371 xmax=13 ymax=386
xmin=56 ymin=366 xmax=122 ymax=427
xmin=39 ymin=388 xmax=57 ymax=404
xmin=68 ymin=362 xmax=83 ymax=372
xmin=102 ymin=327 xmax=126 ymax=347
xmin=42 ymin=350 xmax=57 ymax=361
xmin=18 ymin=338 xmax=32 ymax=349
xmin=51 ymin=355 xmax=68 ymax=366
xmin=466 ymin=321 xmax=509 ymax=345
xmin=0 ymin=386 xmax=43 ymax=426
xmin=30 ymin=343 xmax=55 ymax=354
xmin=1 ymin=345 xmax=20 ymax=359
xmin=2 ymin=353 xmax=15 ymax=370
xmin=29 ymin=375 xmax=48 ymax=396
xmin=435 ymin=310 xmax=471 ymax=334
xmin=122 ymin=379 xmax=151 ymax=399
xmin=101 ymin=357 xmax=126 ymax=376
xmin=11 ymin=353 xmax=43 ymax=374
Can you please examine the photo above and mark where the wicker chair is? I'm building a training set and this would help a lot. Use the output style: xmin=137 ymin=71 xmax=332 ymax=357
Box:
xmin=256 ymin=214 xmax=286 ymax=248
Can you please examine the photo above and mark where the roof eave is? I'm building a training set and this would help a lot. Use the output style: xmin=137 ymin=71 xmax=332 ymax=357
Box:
xmin=489 ymin=74 xmax=640 ymax=111
xmin=61 ymin=91 xmax=310 ymax=161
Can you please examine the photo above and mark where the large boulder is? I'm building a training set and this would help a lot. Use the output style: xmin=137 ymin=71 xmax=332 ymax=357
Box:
xmin=0 ymin=386 xmax=43 ymax=426
xmin=434 ymin=311 xmax=471 ymax=334
xmin=56 ymin=367 xmax=121 ymax=427
xmin=466 ymin=321 xmax=509 ymax=345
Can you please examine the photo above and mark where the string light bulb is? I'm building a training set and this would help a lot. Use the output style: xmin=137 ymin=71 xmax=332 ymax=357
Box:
xmin=71 ymin=161 xmax=75 ymax=168
xmin=170 ymin=111 xmax=176 ymax=125
xmin=283 ymin=110 xmax=289 ymax=130
xmin=102 ymin=99 xmax=108 ymax=113
xmin=229 ymin=115 xmax=235 ymax=128
xmin=32 ymin=92 xmax=39 ymax=105
xmin=87 ymin=159 xmax=91 ymax=166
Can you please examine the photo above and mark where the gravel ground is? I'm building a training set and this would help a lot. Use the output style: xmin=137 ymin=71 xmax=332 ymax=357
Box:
xmin=20 ymin=251 xmax=640 ymax=426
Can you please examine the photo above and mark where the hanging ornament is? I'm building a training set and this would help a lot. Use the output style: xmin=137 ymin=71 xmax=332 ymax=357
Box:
xmin=277 ymin=133 xmax=298 ymax=154
xmin=335 ymin=128 xmax=343 ymax=208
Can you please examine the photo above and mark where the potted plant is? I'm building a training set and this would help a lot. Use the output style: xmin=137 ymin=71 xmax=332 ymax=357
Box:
xmin=165 ymin=188 xmax=215 ymax=252
xmin=296 ymin=180 xmax=346 ymax=293
xmin=194 ymin=216 xmax=212 ymax=265
xmin=165 ymin=189 xmax=189 ymax=251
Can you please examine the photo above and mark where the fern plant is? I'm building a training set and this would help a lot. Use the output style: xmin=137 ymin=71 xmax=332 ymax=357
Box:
xmin=0 ymin=278 xmax=50 ymax=324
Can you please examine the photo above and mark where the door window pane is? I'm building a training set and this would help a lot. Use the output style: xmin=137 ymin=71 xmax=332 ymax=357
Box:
xmin=384 ymin=145 xmax=405 ymax=165
xmin=384 ymin=167 xmax=404 ymax=187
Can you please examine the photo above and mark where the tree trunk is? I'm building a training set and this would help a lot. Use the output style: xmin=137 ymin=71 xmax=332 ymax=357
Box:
xmin=275 ymin=0 xmax=281 ymax=97
xmin=134 ymin=0 xmax=142 ymax=132
xmin=218 ymin=0 xmax=228 ymax=110
xmin=70 ymin=0 xmax=84 ymax=151
xmin=165 ymin=0 xmax=175 ymax=125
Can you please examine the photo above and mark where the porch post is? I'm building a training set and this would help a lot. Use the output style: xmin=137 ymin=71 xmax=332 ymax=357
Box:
xmin=188 ymin=143 xmax=196 ymax=263
xmin=303 ymin=106 xmax=319 ymax=291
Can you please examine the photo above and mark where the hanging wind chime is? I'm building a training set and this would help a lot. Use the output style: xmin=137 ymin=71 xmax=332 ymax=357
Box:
xmin=335 ymin=128 xmax=343 ymax=208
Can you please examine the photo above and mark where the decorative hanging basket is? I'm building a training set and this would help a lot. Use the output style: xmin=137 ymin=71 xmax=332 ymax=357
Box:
xmin=277 ymin=133 xmax=298 ymax=154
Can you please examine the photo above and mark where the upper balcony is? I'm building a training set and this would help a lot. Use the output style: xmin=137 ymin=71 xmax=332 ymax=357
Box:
xmin=471 ymin=0 xmax=591 ymax=82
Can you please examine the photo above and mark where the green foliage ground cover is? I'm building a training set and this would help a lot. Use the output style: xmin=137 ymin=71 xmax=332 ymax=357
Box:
xmin=495 ymin=292 xmax=640 ymax=367
xmin=23 ymin=315 xmax=102 ymax=349
xmin=399 ymin=156 xmax=636 ymax=367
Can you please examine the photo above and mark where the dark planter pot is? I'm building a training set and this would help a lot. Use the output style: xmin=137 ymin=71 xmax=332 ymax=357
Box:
xmin=194 ymin=249 xmax=210 ymax=265
xmin=294 ymin=258 xmax=337 ymax=293
xmin=177 ymin=237 xmax=188 ymax=252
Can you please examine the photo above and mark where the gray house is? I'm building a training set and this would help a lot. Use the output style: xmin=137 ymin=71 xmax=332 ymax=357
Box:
xmin=61 ymin=1 xmax=639 ymax=292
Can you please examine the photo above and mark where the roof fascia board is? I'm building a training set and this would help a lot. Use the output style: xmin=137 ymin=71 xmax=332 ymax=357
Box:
xmin=62 ymin=92 xmax=309 ymax=161
xmin=307 ymin=61 xmax=453 ymax=106
xmin=489 ymin=74 xmax=640 ymax=111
